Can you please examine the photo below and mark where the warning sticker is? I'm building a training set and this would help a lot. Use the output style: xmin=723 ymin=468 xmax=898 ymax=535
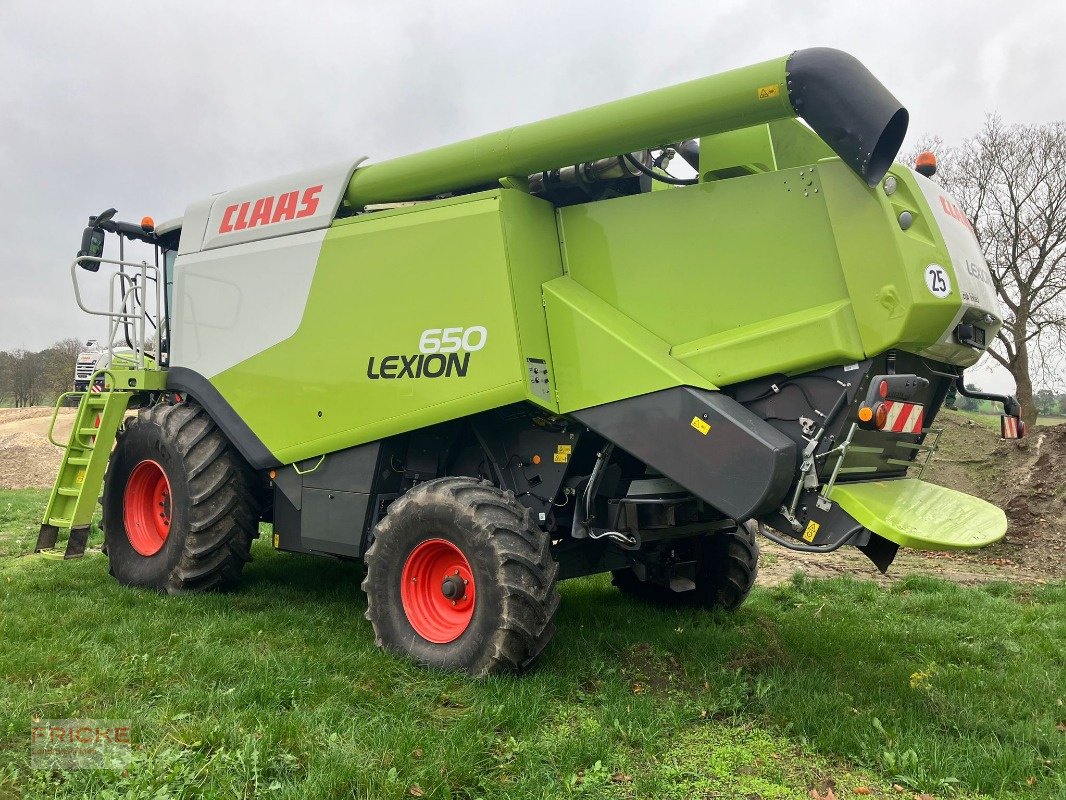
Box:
xmin=690 ymin=416 xmax=711 ymax=436
xmin=553 ymin=452 xmax=569 ymax=463
xmin=556 ymin=444 xmax=572 ymax=455
xmin=75 ymin=470 xmax=85 ymax=485
xmin=757 ymin=84 xmax=780 ymax=100
xmin=802 ymin=520 xmax=820 ymax=543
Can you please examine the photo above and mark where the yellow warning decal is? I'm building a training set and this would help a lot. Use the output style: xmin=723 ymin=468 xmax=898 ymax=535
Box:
xmin=690 ymin=416 xmax=711 ymax=436
xmin=553 ymin=452 xmax=569 ymax=463
xmin=273 ymin=533 xmax=280 ymax=548
xmin=75 ymin=470 xmax=86 ymax=485
xmin=803 ymin=520 xmax=820 ymax=543
xmin=556 ymin=444 xmax=572 ymax=455
xmin=757 ymin=84 xmax=780 ymax=100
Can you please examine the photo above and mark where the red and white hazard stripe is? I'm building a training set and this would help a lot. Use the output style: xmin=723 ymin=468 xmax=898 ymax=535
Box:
xmin=882 ymin=401 xmax=924 ymax=434
xmin=90 ymin=383 xmax=102 ymax=393
xmin=1001 ymin=415 xmax=1020 ymax=439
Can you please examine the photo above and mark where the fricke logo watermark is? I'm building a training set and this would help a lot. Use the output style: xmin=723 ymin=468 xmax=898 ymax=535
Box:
xmin=30 ymin=719 xmax=133 ymax=770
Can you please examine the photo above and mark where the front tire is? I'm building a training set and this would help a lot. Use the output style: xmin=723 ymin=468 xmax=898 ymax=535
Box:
xmin=612 ymin=525 xmax=759 ymax=611
xmin=102 ymin=401 xmax=261 ymax=593
xmin=362 ymin=477 xmax=560 ymax=676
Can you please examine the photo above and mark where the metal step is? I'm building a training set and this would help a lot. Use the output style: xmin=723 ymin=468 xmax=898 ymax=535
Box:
xmin=669 ymin=576 xmax=697 ymax=593
xmin=57 ymin=488 xmax=80 ymax=497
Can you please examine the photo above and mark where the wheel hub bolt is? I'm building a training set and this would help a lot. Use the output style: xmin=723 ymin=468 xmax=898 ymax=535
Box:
xmin=441 ymin=575 xmax=464 ymax=600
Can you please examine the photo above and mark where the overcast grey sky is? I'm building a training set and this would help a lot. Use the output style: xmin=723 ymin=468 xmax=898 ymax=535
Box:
xmin=2 ymin=0 xmax=1064 ymax=392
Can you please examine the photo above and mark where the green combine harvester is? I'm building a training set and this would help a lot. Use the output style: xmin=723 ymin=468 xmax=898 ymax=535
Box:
xmin=41 ymin=48 xmax=1022 ymax=675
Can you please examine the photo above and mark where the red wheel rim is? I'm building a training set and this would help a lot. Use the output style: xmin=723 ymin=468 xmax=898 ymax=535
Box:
xmin=123 ymin=460 xmax=172 ymax=556
xmin=400 ymin=538 xmax=476 ymax=643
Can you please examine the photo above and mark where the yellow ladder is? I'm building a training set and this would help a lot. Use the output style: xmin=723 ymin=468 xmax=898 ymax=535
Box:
xmin=35 ymin=390 xmax=131 ymax=558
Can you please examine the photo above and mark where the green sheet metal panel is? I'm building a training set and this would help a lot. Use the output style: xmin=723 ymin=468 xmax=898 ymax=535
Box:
xmin=818 ymin=161 xmax=966 ymax=360
xmin=496 ymin=189 xmax=567 ymax=407
xmin=542 ymin=278 xmax=716 ymax=412
xmin=829 ymin=478 xmax=1007 ymax=550
xmin=557 ymin=165 xmax=865 ymax=386
xmin=210 ymin=190 xmax=563 ymax=464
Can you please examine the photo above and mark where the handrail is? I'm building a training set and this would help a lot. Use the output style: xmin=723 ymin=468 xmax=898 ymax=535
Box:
xmin=70 ymin=256 xmax=161 ymax=373
xmin=47 ymin=393 xmax=81 ymax=448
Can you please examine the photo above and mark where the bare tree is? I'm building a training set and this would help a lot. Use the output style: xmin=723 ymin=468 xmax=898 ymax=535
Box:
xmin=0 ymin=338 xmax=85 ymax=407
xmin=7 ymin=350 xmax=44 ymax=407
xmin=0 ymin=350 xmax=12 ymax=406
xmin=925 ymin=117 xmax=1066 ymax=427
xmin=41 ymin=337 xmax=84 ymax=399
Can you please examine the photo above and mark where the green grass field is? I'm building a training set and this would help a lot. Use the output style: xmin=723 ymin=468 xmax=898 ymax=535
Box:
xmin=1 ymin=487 xmax=1063 ymax=799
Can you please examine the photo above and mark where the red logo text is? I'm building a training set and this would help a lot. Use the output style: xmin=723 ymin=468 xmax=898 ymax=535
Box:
xmin=218 ymin=185 xmax=323 ymax=234
xmin=939 ymin=196 xmax=975 ymax=233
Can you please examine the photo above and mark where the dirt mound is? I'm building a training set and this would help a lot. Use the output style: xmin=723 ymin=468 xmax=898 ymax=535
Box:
xmin=873 ymin=412 xmax=1066 ymax=579
xmin=0 ymin=407 xmax=75 ymax=489
xmin=998 ymin=425 xmax=1066 ymax=535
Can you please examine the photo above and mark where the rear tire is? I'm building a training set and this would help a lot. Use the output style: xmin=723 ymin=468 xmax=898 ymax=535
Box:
xmin=362 ymin=477 xmax=560 ymax=676
xmin=612 ymin=525 xmax=759 ymax=611
xmin=102 ymin=401 xmax=262 ymax=593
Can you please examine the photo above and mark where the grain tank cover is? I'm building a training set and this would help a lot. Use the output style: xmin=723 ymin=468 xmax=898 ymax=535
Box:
xmin=182 ymin=157 xmax=366 ymax=254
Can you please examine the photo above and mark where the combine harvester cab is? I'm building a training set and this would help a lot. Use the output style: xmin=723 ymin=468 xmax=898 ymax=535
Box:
xmin=42 ymin=48 xmax=1023 ymax=674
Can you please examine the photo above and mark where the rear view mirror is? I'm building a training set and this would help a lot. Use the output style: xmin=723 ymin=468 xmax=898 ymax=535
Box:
xmin=77 ymin=226 xmax=105 ymax=271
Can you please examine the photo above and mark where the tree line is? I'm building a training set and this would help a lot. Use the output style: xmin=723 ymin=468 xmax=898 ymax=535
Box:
xmin=0 ymin=339 xmax=83 ymax=407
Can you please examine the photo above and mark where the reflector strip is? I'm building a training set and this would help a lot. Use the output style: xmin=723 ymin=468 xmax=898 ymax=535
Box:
xmin=1002 ymin=415 xmax=1019 ymax=439
xmin=882 ymin=401 xmax=924 ymax=434
xmin=882 ymin=402 xmax=902 ymax=430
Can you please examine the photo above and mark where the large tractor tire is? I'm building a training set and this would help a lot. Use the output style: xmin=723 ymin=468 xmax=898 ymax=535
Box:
xmin=362 ymin=477 xmax=560 ymax=676
xmin=612 ymin=525 xmax=759 ymax=611
xmin=102 ymin=401 xmax=261 ymax=594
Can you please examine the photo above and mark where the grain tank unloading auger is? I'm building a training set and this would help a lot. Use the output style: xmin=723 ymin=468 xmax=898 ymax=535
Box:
xmin=41 ymin=48 xmax=1024 ymax=675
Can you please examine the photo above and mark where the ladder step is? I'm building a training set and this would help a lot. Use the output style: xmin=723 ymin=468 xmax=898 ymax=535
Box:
xmin=85 ymin=395 xmax=108 ymax=405
xmin=78 ymin=428 xmax=102 ymax=436
xmin=57 ymin=488 xmax=81 ymax=497
xmin=48 ymin=517 xmax=73 ymax=527
xmin=67 ymin=457 xmax=91 ymax=466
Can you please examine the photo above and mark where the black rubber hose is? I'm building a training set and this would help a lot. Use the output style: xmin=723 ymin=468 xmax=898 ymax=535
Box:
xmin=623 ymin=153 xmax=698 ymax=186
xmin=748 ymin=520 xmax=860 ymax=553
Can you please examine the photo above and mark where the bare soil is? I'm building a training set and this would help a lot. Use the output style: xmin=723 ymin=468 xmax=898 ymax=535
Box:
xmin=0 ymin=406 xmax=75 ymax=489
xmin=1 ymin=406 xmax=1063 ymax=585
